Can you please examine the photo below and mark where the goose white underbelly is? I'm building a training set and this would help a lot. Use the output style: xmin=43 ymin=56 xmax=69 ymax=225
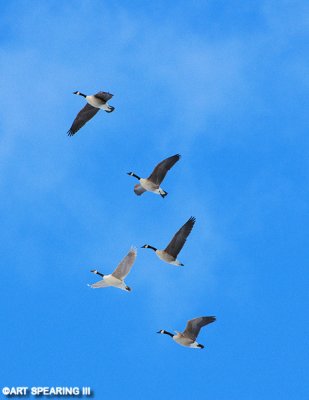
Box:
xmin=139 ymin=178 xmax=159 ymax=192
xmin=86 ymin=95 xmax=110 ymax=110
xmin=99 ymin=102 xmax=111 ymax=111
xmin=155 ymin=250 xmax=182 ymax=266
xmin=173 ymin=335 xmax=200 ymax=348
xmin=104 ymin=274 xmax=126 ymax=289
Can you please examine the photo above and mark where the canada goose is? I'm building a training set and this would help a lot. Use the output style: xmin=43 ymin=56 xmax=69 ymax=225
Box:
xmin=157 ymin=316 xmax=216 ymax=349
xmin=88 ymin=247 xmax=136 ymax=292
xmin=127 ymin=154 xmax=180 ymax=198
xmin=68 ymin=90 xmax=115 ymax=136
xmin=142 ymin=216 xmax=195 ymax=266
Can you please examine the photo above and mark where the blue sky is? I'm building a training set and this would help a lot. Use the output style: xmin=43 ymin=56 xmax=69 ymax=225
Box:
xmin=0 ymin=0 xmax=308 ymax=398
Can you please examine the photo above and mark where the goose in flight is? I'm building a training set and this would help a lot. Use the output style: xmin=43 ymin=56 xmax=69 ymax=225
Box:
xmin=127 ymin=154 xmax=180 ymax=198
xmin=68 ymin=90 xmax=115 ymax=136
xmin=157 ymin=316 xmax=216 ymax=349
xmin=88 ymin=247 xmax=136 ymax=292
xmin=142 ymin=216 xmax=195 ymax=266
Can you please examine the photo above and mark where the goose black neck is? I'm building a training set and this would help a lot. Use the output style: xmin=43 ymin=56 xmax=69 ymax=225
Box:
xmin=147 ymin=245 xmax=157 ymax=252
xmin=132 ymin=173 xmax=140 ymax=180
xmin=79 ymin=92 xmax=86 ymax=98
xmin=96 ymin=271 xmax=104 ymax=277
xmin=163 ymin=330 xmax=174 ymax=338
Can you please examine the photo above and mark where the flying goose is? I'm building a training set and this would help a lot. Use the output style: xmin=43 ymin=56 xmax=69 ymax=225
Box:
xmin=142 ymin=216 xmax=195 ymax=266
xmin=88 ymin=247 xmax=136 ymax=292
xmin=68 ymin=90 xmax=115 ymax=136
xmin=127 ymin=154 xmax=180 ymax=198
xmin=157 ymin=316 xmax=216 ymax=349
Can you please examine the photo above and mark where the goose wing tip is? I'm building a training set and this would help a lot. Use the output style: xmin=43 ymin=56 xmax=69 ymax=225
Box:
xmin=130 ymin=246 xmax=138 ymax=254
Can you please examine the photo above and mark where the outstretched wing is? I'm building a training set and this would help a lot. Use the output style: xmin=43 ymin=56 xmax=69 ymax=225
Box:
xmin=112 ymin=247 xmax=137 ymax=280
xmin=94 ymin=91 xmax=113 ymax=102
xmin=88 ymin=280 xmax=109 ymax=289
xmin=68 ymin=103 xmax=99 ymax=136
xmin=147 ymin=154 xmax=180 ymax=185
xmin=134 ymin=184 xmax=146 ymax=196
xmin=183 ymin=316 xmax=216 ymax=341
xmin=164 ymin=216 xmax=196 ymax=258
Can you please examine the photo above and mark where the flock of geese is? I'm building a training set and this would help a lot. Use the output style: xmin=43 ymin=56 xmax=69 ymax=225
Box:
xmin=68 ymin=90 xmax=216 ymax=349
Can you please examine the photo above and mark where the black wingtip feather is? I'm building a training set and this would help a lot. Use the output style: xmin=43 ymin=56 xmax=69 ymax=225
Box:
xmin=171 ymin=153 xmax=181 ymax=162
xmin=188 ymin=216 xmax=196 ymax=225
xmin=204 ymin=316 xmax=216 ymax=325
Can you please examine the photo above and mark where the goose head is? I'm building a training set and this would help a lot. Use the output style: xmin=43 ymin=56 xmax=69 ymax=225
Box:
xmin=127 ymin=172 xmax=140 ymax=180
xmin=90 ymin=270 xmax=104 ymax=277
xmin=141 ymin=244 xmax=157 ymax=251
xmin=157 ymin=329 xmax=174 ymax=338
